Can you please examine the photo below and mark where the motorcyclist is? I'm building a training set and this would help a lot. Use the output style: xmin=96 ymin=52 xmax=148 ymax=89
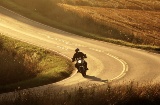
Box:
xmin=72 ymin=48 xmax=88 ymax=72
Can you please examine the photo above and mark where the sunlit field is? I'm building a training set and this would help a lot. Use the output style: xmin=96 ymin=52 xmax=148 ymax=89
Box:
xmin=60 ymin=0 xmax=160 ymax=46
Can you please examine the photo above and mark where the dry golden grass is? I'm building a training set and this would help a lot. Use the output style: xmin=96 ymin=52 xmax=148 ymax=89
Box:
xmin=0 ymin=82 xmax=160 ymax=105
xmin=59 ymin=0 xmax=160 ymax=46
xmin=62 ymin=0 xmax=160 ymax=10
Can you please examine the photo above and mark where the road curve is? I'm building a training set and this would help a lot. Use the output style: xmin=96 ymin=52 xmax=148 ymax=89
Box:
xmin=0 ymin=6 xmax=160 ymax=96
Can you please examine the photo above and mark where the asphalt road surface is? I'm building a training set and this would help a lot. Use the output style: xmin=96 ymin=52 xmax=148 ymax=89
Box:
xmin=0 ymin=6 xmax=160 ymax=96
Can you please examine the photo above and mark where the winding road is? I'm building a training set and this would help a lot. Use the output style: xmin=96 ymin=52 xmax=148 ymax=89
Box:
xmin=0 ymin=6 xmax=160 ymax=97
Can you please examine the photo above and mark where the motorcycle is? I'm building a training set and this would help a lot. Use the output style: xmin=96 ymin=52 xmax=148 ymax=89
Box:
xmin=76 ymin=58 xmax=86 ymax=77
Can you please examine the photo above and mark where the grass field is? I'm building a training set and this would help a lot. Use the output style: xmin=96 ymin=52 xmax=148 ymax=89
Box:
xmin=60 ymin=0 xmax=160 ymax=46
xmin=0 ymin=34 xmax=73 ymax=93
xmin=0 ymin=82 xmax=160 ymax=105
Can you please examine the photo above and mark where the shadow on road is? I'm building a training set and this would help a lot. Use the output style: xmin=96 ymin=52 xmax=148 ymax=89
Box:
xmin=84 ymin=75 xmax=108 ymax=83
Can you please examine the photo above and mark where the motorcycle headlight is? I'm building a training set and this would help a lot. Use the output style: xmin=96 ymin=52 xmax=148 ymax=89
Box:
xmin=78 ymin=60 xmax=82 ymax=63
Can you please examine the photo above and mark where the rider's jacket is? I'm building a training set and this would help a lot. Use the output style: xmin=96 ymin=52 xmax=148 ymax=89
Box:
xmin=72 ymin=52 xmax=86 ymax=62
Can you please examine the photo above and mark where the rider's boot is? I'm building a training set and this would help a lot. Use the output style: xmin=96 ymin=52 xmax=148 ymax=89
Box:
xmin=77 ymin=69 xmax=80 ymax=73
xmin=85 ymin=65 xmax=88 ymax=70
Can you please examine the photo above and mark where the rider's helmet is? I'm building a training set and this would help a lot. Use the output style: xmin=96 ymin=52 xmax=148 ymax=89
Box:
xmin=75 ymin=48 xmax=79 ymax=52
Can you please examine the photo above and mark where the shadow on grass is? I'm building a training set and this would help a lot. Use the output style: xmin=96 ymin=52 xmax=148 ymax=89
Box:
xmin=84 ymin=75 xmax=108 ymax=83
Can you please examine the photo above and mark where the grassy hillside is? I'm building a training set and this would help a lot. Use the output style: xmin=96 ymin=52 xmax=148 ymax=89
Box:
xmin=58 ymin=0 xmax=160 ymax=46
xmin=0 ymin=34 xmax=73 ymax=93
xmin=0 ymin=82 xmax=160 ymax=105
xmin=59 ymin=3 xmax=160 ymax=44
xmin=0 ymin=0 xmax=160 ymax=52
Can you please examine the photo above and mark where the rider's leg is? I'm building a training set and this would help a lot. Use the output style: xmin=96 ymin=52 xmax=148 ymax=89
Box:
xmin=75 ymin=63 xmax=80 ymax=72
xmin=84 ymin=61 xmax=88 ymax=70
